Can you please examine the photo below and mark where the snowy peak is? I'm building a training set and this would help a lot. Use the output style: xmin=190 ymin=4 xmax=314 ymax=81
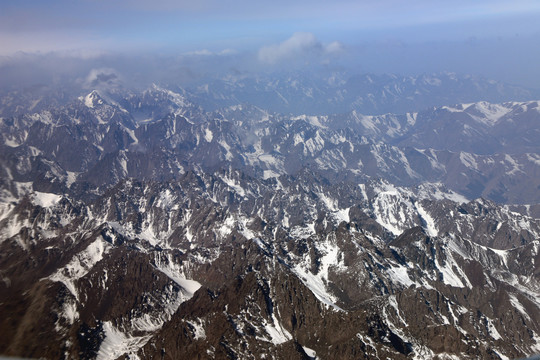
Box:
xmin=80 ymin=90 xmax=106 ymax=108
xmin=144 ymin=84 xmax=192 ymax=110
xmin=465 ymin=101 xmax=512 ymax=123
xmin=394 ymin=99 xmax=540 ymax=157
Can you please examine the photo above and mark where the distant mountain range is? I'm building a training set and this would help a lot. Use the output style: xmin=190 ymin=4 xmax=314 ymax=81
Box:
xmin=184 ymin=72 xmax=539 ymax=115
xmin=1 ymin=74 xmax=540 ymax=359
xmin=2 ymin=85 xmax=540 ymax=205
xmin=1 ymin=72 xmax=539 ymax=118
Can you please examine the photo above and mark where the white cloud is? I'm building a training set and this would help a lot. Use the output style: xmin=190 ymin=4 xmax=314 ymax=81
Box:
xmin=185 ymin=49 xmax=214 ymax=56
xmin=184 ymin=48 xmax=237 ymax=56
xmin=218 ymin=48 xmax=237 ymax=56
xmin=258 ymin=32 xmax=342 ymax=64
xmin=325 ymin=41 xmax=344 ymax=54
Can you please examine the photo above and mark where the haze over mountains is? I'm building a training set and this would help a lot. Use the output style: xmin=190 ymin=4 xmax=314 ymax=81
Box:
xmin=2 ymin=70 xmax=539 ymax=117
xmin=184 ymin=72 xmax=539 ymax=115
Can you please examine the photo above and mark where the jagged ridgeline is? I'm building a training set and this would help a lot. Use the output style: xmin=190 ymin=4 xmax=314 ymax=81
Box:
xmin=1 ymin=76 xmax=540 ymax=359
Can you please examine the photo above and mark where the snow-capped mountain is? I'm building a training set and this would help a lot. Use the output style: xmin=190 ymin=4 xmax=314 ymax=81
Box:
xmin=1 ymin=78 xmax=540 ymax=359
xmin=2 ymin=87 xmax=540 ymax=204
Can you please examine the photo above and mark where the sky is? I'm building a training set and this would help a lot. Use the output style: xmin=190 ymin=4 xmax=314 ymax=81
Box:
xmin=1 ymin=0 xmax=540 ymax=88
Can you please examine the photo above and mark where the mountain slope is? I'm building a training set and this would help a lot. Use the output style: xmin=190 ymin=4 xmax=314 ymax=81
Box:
xmin=1 ymin=171 xmax=539 ymax=359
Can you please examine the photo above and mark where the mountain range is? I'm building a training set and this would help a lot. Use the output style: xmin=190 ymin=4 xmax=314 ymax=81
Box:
xmin=1 ymin=73 xmax=540 ymax=359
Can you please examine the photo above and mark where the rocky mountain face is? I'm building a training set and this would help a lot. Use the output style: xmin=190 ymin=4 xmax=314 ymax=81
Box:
xmin=1 ymin=171 xmax=539 ymax=359
xmin=1 ymin=77 xmax=540 ymax=359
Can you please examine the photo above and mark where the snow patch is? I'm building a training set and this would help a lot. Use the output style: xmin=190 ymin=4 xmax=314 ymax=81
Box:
xmin=82 ymin=91 xmax=104 ymax=108
xmin=186 ymin=318 xmax=206 ymax=340
xmin=291 ymin=236 xmax=344 ymax=311
xmin=153 ymin=254 xmax=202 ymax=296
xmin=66 ymin=171 xmax=78 ymax=187
xmin=387 ymin=265 xmax=414 ymax=287
xmin=62 ymin=301 xmax=79 ymax=325
xmin=55 ymin=299 xmax=79 ymax=333
xmin=333 ymin=207 xmax=350 ymax=224
xmin=290 ymin=222 xmax=316 ymax=239
xmin=221 ymin=175 xmax=246 ymax=197
xmin=371 ymin=184 xmax=415 ymax=236
xmin=263 ymin=313 xmax=292 ymax=345
xmin=486 ymin=317 xmax=502 ymax=340
xmin=416 ymin=203 xmax=438 ymax=237
xmin=508 ymin=294 xmax=531 ymax=321
xmin=417 ymin=183 xmax=468 ymax=204
xmin=388 ymin=295 xmax=408 ymax=326
xmin=204 ymin=128 xmax=213 ymax=142
xmin=218 ymin=140 xmax=233 ymax=160
xmin=138 ymin=226 xmax=159 ymax=246
xmin=504 ymin=154 xmax=523 ymax=175
xmin=263 ymin=170 xmax=280 ymax=179
xmin=96 ymin=321 xmax=151 ymax=360
xmin=302 ymin=346 xmax=317 ymax=359
xmin=459 ymin=152 xmax=478 ymax=170
xmin=4 ymin=138 xmax=21 ymax=147
xmin=124 ymin=127 xmax=139 ymax=145
xmin=437 ymin=251 xmax=471 ymax=288
xmin=32 ymin=192 xmax=62 ymax=208
xmin=49 ymin=237 xmax=111 ymax=300
xmin=526 ymin=153 xmax=540 ymax=166
xmin=490 ymin=247 xmax=509 ymax=268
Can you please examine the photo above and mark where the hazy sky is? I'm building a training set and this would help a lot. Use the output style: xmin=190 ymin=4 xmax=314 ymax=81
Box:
xmin=1 ymin=0 xmax=540 ymax=87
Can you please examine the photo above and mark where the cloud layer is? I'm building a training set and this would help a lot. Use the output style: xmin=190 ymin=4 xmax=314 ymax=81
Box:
xmin=1 ymin=0 xmax=539 ymax=57
xmin=258 ymin=33 xmax=343 ymax=65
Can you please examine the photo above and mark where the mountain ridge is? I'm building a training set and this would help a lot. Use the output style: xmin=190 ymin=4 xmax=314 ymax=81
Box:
xmin=2 ymin=87 xmax=540 ymax=204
